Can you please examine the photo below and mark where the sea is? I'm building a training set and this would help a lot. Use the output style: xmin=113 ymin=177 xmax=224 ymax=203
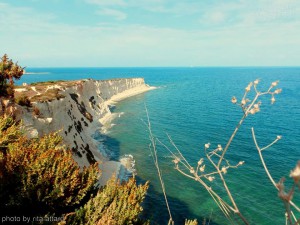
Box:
xmin=17 ymin=67 xmax=300 ymax=225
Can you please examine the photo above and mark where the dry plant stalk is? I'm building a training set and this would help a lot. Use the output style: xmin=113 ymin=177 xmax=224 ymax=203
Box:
xmin=252 ymin=128 xmax=300 ymax=225
xmin=145 ymin=105 xmax=174 ymax=225
xmin=151 ymin=79 xmax=287 ymax=224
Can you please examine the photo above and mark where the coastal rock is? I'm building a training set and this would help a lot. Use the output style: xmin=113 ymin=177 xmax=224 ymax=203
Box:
xmin=16 ymin=78 xmax=154 ymax=184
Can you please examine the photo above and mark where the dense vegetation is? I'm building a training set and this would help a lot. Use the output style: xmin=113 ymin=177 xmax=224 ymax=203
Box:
xmin=0 ymin=116 xmax=149 ymax=224
xmin=0 ymin=55 xmax=149 ymax=224
xmin=0 ymin=54 xmax=24 ymax=98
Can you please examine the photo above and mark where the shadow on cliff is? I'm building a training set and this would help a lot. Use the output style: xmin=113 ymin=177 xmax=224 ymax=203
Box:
xmin=93 ymin=130 xmax=123 ymax=160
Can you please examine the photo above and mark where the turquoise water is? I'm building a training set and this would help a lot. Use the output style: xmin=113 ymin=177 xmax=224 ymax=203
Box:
xmin=19 ymin=67 xmax=300 ymax=224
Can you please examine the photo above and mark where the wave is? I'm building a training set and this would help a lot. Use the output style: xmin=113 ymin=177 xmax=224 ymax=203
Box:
xmin=156 ymin=85 xmax=167 ymax=89
xmin=119 ymin=154 xmax=137 ymax=179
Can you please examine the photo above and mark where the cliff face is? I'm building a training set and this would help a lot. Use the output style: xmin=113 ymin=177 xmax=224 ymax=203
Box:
xmin=17 ymin=78 xmax=152 ymax=170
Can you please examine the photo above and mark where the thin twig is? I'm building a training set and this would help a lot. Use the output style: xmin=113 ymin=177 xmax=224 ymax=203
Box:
xmin=145 ymin=105 xmax=174 ymax=224
xmin=167 ymin=133 xmax=193 ymax=169
xmin=251 ymin=127 xmax=300 ymax=212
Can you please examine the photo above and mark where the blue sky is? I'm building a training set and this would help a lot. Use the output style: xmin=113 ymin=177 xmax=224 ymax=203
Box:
xmin=0 ymin=0 xmax=299 ymax=67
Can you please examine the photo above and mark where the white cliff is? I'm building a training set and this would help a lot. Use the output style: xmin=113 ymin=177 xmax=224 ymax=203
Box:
xmin=15 ymin=78 xmax=155 ymax=185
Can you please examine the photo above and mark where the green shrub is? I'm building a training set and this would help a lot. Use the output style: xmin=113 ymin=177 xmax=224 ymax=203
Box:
xmin=31 ymin=80 xmax=65 ymax=86
xmin=0 ymin=54 xmax=24 ymax=98
xmin=0 ymin=116 xmax=149 ymax=225
xmin=15 ymin=95 xmax=31 ymax=107
xmin=61 ymin=177 xmax=149 ymax=225
xmin=0 ymin=117 xmax=100 ymax=217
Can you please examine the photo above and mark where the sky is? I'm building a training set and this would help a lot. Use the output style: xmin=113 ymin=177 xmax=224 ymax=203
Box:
xmin=0 ymin=0 xmax=299 ymax=67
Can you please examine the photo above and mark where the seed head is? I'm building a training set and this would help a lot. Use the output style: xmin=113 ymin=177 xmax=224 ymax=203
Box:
xmin=254 ymin=79 xmax=260 ymax=85
xmin=205 ymin=143 xmax=210 ymax=149
xmin=249 ymin=108 xmax=256 ymax=115
xmin=217 ymin=144 xmax=222 ymax=151
xmin=271 ymin=96 xmax=275 ymax=104
xmin=274 ymin=88 xmax=282 ymax=94
xmin=245 ymin=82 xmax=253 ymax=92
xmin=231 ymin=96 xmax=237 ymax=104
xmin=277 ymin=135 xmax=282 ymax=140
xmin=249 ymin=103 xmax=260 ymax=114
xmin=190 ymin=167 xmax=195 ymax=174
xmin=221 ymin=166 xmax=227 ymax=174
xmin=238 ymin=161 xmax=245 ymax=166
xmin=200 ymin=165 xmax=206 ymax=172
xmin=271 ymin=81 xmax=279 ymax=87
xmin=173 ymin=157 xmax=180 ymax=164
xmin=290 ymin=161 xmax=300 ymax=183
xmin=208 ymin=176 xmax=215 ymax=182
xmin=241 ymin=99 xmax=246 ymax=105
xmin=198 ymin=158 xmax=204 ymax=166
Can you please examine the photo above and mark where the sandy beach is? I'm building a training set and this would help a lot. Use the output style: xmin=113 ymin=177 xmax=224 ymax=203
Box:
xmin=107 ymin=85 xmax=157 ymax=104
xmin=100 ymin=85 xmax=156 ymax=125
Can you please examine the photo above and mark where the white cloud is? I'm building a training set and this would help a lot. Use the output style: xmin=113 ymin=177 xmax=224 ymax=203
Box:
xmin=0 ymin=1 xmax=299 ymax=66
xmin=204 ymin=11 xmax=227 ymax=24
xmin=96 ymin=8 xmax=127 ymax=20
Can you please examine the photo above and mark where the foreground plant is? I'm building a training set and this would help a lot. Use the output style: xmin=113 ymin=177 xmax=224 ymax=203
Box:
xmin=145 ymin=106 xmax=175 ymax=225
xmin=60 ymin=177 xmax=149 ymax=225
xmin=0 ymin=54 xmax=24 ymax=96
xmin=1 ymin=115 xmax=150 ymax=224
xmin=145 ymin=105 xmax=200 ymax=225
xmin=0 ymin=116 xmax=100 ymax=216
xmin=0 ymin=54 xmax=25 ymax=117
xmin=146 ymin=79 xmax=298 ymax=224
xmin=252 ymin=128 xmax=300 ymax=224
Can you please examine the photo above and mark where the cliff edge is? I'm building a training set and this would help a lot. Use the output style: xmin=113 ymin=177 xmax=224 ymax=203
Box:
xmin=15 ymin=78 xmax=155 ymax=184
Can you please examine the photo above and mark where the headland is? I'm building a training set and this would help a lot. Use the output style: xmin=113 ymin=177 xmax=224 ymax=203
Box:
xmin=14 ymin=78 xmax=155 ymax=185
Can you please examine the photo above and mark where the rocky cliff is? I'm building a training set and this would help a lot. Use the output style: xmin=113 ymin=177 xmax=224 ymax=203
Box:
xmin=15 ymin=78 xmax=154 ymax=184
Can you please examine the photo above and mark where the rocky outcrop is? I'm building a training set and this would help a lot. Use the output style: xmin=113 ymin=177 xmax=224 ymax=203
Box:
xmin=16 ymin=78 xmax=154 ymax=174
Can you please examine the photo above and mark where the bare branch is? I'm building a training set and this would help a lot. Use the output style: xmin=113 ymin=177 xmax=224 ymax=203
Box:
xmin=251 ymin=127 xmax=300 ymax=213
xmin=144 ymin=104 xmax=174 ymax=225
xmin=144 ymin=80 xmax=296 ymax=225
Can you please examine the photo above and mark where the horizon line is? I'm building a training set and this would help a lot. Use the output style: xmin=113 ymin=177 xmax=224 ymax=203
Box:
xmin=25 ymin=65 xmax=300 ymax=69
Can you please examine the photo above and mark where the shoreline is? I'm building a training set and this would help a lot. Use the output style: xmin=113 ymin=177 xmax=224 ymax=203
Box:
xmin=97 ymin=84 xmax=156 ymax=185
xmin=100 ymin=85 xmax=157 ymax=125
xmin=107 ymin=85 xmax=157 ymax=104
xmin=15 ymin=78 xmax=155 ymax=186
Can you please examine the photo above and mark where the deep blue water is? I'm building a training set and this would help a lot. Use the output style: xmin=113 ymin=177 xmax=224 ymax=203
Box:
xmin=18 ymin=67 xmax=300 ymax=225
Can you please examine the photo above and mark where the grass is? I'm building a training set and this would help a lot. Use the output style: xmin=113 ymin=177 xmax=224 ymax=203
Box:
xmin=30 ymin=88 xmax=65 ymax=102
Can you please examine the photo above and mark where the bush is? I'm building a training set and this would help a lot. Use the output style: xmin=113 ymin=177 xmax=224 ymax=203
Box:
xmin=0 ymin=117 xmax=100 ymax=217
xmin=0 ymin=116 xmax=22 ymax=151
xmin=0 ymin=116 xmax=149 ymax=224
xmin=15 ymin=96 xmax=31 ymax=107
xmin=0 ymin=54 xmax=24 ymax=98
xmin=61 ymin=177 xmax=149 ymax=225
xmin=30 ymin=80 xmax=65 ymax=86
